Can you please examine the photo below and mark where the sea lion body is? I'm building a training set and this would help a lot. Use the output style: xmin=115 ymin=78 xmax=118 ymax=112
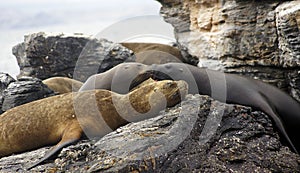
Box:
xmin=79 ymin=63 xmax=148 ymax=94
xmin=0 ymin=93 xmax=77 ymax=157
xmin=121 ymin=42 xmax=184 ymax=65
xmin=80 ymin=62 xmax=300 ymax=153
xmin=0 ymin=79 xmax=188 ymax=168
xmin=43 ymin=77 xmax=83 ymax=94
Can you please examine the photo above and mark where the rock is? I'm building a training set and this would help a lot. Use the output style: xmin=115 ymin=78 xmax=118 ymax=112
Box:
xmin=289 ymin=70 xmax=300 ymax=102
xmin=174 ymin=42 xmax=199 ymax=66
xmin=1 ymin=95 xmax=299 ymax=172
xmin=158 ymin=0 xmax=300 ymax=102
xmin=0 ymin=73 xmax=15 ymax=114
xmin=13 ymin=32 xmax=135 ymax=82
xmin=276 ymin=1 xmax=300 ymax=67
xmin=1 ymin=77 xmax=55 ymax=112
xmin=0 ymin=73 xmax=15 ymax=92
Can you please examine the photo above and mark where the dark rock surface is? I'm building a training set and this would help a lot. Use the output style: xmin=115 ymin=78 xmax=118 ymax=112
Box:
xmin=1 ymin=95 xmax=299 ymax=172
xmin=13 ymin=32 xmax=135 ymax=82
xmin=1 ymin=77 xmax=55 ymax=113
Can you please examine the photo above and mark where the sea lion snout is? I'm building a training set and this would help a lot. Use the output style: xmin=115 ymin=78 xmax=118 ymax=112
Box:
xmin=154 ymin=80 xmax=188 ymax=107
xmin=170 ymin=80 xmax=188 ymax=106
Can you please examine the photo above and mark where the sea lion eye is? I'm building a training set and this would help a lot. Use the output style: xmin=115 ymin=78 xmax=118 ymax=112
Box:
xmin=165 ymin=82 xmax=175 ymax=88
xmin=172 ymin=92 xmax=179 ymax=99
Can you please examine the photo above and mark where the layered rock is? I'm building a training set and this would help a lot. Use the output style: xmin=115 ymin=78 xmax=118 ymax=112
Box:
xmin=0 ymin=95 xmax=299 ymax=172
xmin=0 ymin=73 xmax=15 ymax=114
xmin=13 ymin=32 xmax=135 ymax=82
xmin=158 ymin=0 xmax=300 ymax=101
xmin=0 ymin=76 xmax=55 ymax=113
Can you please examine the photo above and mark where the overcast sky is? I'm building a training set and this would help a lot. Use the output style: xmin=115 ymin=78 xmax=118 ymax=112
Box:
xmin=0 ymin=0 xmax=174 ymax=77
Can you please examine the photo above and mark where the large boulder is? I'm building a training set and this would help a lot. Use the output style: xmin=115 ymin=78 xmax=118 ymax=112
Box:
xmin=12 ymin=32 xmax=135 ymax=82
xmin=1 ymin=77 xmax=55 ymax=113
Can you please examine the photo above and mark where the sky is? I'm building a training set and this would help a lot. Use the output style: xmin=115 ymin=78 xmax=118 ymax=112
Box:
xmin=0 ymin=0 xmax=175 ymax=78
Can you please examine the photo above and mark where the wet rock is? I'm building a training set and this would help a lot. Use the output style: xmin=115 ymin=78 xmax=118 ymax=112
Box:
xmin=1 ymin=95 xmax=299 ymax=172
xmin=1 ymin=77 xmax=55 ymax=112
xmin=13 ymin=32 xmax=135 ymax=82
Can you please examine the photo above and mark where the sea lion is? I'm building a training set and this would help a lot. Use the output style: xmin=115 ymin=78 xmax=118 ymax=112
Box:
xmin=121 ymin=42 xmax=184 ymax=65
xmin=0 ymin=79 xmax=188 ymax=169
xmin=79 ymin=62 xmax=300 ymax=154
xmin=42 ymin=77 xmax=83 ymax=94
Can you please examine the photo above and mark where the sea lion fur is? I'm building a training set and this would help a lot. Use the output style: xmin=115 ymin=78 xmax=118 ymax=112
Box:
xmin=121 ymin=42 xmax=184 ymax=65
xmin=0 ymin=79 xmax=188 ymax=169
xmin=43 ymin=77 xmax=83 ymax=94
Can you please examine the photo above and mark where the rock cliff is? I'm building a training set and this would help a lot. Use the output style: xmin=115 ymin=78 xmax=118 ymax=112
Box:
xmin=158 ymin=0 xmax=300 ymax=102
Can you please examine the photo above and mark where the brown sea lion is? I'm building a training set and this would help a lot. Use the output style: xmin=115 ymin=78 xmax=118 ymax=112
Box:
xmin=42 ymin=77 xmax=83 ymax=94
xmin=0 ymin=79 xmax=188 ymax=169
xmin=121 ymin=42 xmax=184 ymax=65
xmin=79 ymin=62 xmax=300 ymax=154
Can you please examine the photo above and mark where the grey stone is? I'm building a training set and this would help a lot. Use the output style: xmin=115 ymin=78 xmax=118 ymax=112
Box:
xmin=13 ymin=32 xmax=135 ymax=82
xmin=1 ymin=77 xmax=55 ymax=112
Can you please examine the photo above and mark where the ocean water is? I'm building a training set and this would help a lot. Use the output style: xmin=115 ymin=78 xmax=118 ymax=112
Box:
xmin=0 ymin=0 xmax=174 ymax=78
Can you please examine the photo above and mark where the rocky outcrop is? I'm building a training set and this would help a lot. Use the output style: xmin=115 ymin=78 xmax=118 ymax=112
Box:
xmin=0 ymin=76 xmax=54 ymax=113
xmin=0 ymin=95 xmax=299 ymax=172
xmin=13 ymin=32 xmax=135 ymax=82
xmin=158 ymin=0 xmax=300 ymax=101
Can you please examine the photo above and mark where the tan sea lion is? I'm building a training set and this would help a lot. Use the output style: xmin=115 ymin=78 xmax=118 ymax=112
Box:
xmin=79 ymin=62 xmax=300 ymax=154
xmin=121 ymin=42 xmax=184 ymax=65
xmin=42 ymin=77 xmax=83 ymax=94
xmin=0 ymin=79 xmax=188 ymax=169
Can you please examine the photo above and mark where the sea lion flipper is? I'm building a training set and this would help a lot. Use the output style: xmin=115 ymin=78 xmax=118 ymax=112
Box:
xmin=27 ymin=138 xmax=80 ymax=170
xmin=27 ymin=121 xmax=82 ymax=170
xmin=268 ymin=111 xmax=298 ymax=153
xmin=259 ymin=95 xmax=298 ymax=154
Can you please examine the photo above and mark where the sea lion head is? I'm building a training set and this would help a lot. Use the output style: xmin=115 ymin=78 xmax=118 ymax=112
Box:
xmin=151 ymin=80 xmax=188 ymax=107
xmin=129 ymin=79 xmax=188 ymax=112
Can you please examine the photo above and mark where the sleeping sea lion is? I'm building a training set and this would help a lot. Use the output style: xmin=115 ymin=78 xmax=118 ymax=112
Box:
xmin=0 ymin=79 xmax=188 ymax=169
xmin=42 ymin=77 xmax=83 ymax=94
xmin=79 ymin=62 xmax=300 ymax=154
xmin=121 ymin=42 xmax=184 ymax=65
